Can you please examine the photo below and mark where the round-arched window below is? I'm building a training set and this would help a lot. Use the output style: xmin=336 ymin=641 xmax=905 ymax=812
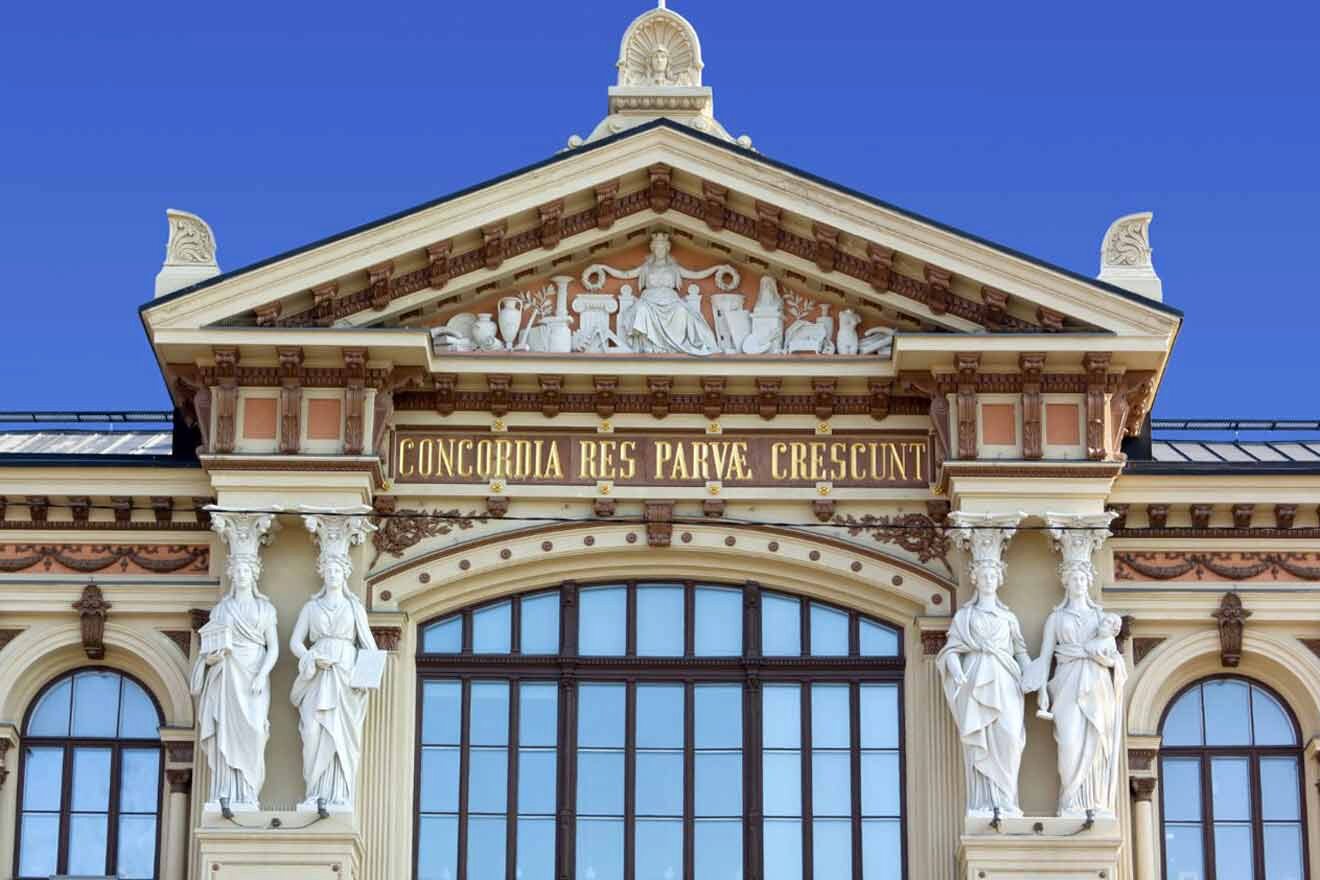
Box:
xmin=1159 ymin=677 xmax=1306 ymax=880
xmin=15 ymin=669 xmax=163 ymax=880
xmin=415 ymin=581 xmax=905 ymax=880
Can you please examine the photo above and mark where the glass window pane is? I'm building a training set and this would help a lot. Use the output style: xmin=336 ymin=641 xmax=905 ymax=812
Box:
xmin=811 ymin=750 xmax=851 ymax=816
xmin=119 ymin=748 xmax=160 ymax=813
xmin=467 ymin=815 xmax=506 ymax=880
xmin=468 ymin=747 xmax=508 ymax=813
xmin=811 ymin=684 xmax=850 ymax=749
xmin=71 ymin=669 xmax=121 ymax=737
xmin=763 ymin=751 xmax=802 ymax=816
xmin=636 ymin=818 xmax=683 ymax=880
xmin=1260 ymin=757 xmax=1300 ymax=821
xmin=116 ymin=679 xmax=159 ymax=739
xmin=576 ymin=751 xmax=624 ymax=815
xmin=518 ymin=749 xmax=557 ymax=814
xmin=420 ymin=747 xmax=460 ymax=813
xmin=763 ymin=685 xmax=801 ymax=749
xmin=116 ymin=813 xmax=158 ymax=880
xmin=27 ymin=677 xmax=72 ymax=736
xmin=579 ymin=586 xmax=627 ymax=656
xmin=862 ymin=818 xmax=903 ymax=880
xmin=636 ymin=751 xmax=684 ymax=816
xmin=695 ymin=684 xmax=742 ymax=749
xmin=1210 ymin=757 xmax=1251 ymax=821
xmin=18 ymin=813 xmax=59 ymax=878
xmin=695 ymin=752 xmax=742 ymax=816
xmin=67 ymin=812 xmax=109 ymax=875
xmin=578 ymin=683 xmax=626 ymax=748
xmin=470 ymin=681 xmax=510 ymax=746
xmin=1251 ymin=686 xmax=1297 ymax=745
xmin=516 ymin=817 xmax=555 ymax=880
xmin=813 ymin=818 xmax=852 ymax=879
xmin=762 ymin=594 xmax=801 ymax=656
xmin=695 ymin=586 xmax=742 ymax=656
xmin=860 ymin=684 xmax=899 ymax=750
xmin=1162 ymin=823 xmax=1204 ymax=880
xmin=764 ymin=818 xmax=803 ymax=880
xmin=1202 ymin=679 xmax=1251 ymax=745
xmin=1162 ymin=685 xmax=1204 ymax=746
xmin=520 ymin=592 xmax=560 ymax=654
xmin=22 ymin=746 xmax=64 ymax=811
xmin=694 ymin=819 xmax=742 ymax=880
xmin=1160 ymin=758 xmax=1202 ymax=822
xmin=417 ymin=814 xmax=458 ymax=880
xmin=637 ymin=685 xmax=684 ymax=749
xmin=1263 ymin=823 xmax=1305 ymax=880
xmin=862 ymin=751 xmax=901 ymax=817
xmin=859 ymin=619 xmax=900 ymax=656
xmin=519 ymin=682 xmax=558 ymax=748
xmin=472 ymin=601 xmax=512 ymax=654
xmin=421 ymin=680 xmax=462 ymax=745
xmin=637 ymin=585 xmax=685 ymax=656
xmin=422 ymin=617 xmax=461 ymax=654
xmin=1213 ymin=824 xmax=1254 ymax=878
xmin=810 ymin=604 xmax=849 ymax=656
xmin=576 ymin=818 xmax=623 ymax=880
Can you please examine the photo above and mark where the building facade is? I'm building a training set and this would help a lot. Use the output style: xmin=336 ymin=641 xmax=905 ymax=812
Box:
xmin=1 ymin=5 xmax=1317 ymax=880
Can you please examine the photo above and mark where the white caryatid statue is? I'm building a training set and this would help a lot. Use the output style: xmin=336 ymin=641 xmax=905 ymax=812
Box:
xmin=290 ymin=508 xmax=379 ymax=812
xmin=1026 ymin=512 xmax=1125 ymax=818
xmin=190 ymin=508 xmax=280 ymax=812
xmin=582 ymin=232 xmax=738 ymax=355
xmin=936 ymin=512 xmax=1032 ymax=818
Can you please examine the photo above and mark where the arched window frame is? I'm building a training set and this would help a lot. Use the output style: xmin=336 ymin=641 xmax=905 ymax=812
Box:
xmin=13 ymin=667 xmax=165 ymax=880
xmin=413 ymin=579 xmax=908 ymax=880
xmin=1157 ymin=674 xmax=1310 ymax=880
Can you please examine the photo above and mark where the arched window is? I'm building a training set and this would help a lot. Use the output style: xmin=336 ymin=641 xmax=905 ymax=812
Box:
xmin=415 ymin=581 xmax=905 ymax=880
xmin=1159 ymin=677 xmax=1308 ymax=880
xmin=15 ymin=669 xmax=163 ymax=880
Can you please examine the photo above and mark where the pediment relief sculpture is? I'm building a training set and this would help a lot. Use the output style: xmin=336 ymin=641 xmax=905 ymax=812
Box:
xmin=429 ymin=232 xmax=894 ymax=358
xmin=618 ymin=8 xmax=702 ymax=88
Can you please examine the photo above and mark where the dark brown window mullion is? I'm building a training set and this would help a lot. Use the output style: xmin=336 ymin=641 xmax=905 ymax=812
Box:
xmin=1200 ymin=752 xmax=1216 ymax=880
xmin=624 ymin=680 xmax=637 ymax=880
xmin=801 ymin=680 xmax=814 ymax=880
xmin=105 ymin=744 xmax=123 ymax=876
xmin=848 ymin=614 xmax=860 ymax=658
xmin=505 ymin=677 xmax=520 ymax=880
xmin=1248 ymin=752 xmax=1265 ymax=880
xmin=745 ymin=678 xmax=763 ymax=880
xmin=849 ymin=682 xmax=862 ymax=880
xmin=800 ymin=599 xmax=812 ymax=657
xmin=461 ymin=611 xmax=473 ymax=655
xmin=511 ymin=597 xmax=522 ymax=655
xmin=556 ymin=675 xmax=577 ymax=880
xmin=683 ymin=681 xmax=695 ymax=880
xmin=626 ymin=581 xmax=638 ymax=657
xmin=56 ymin=742 xmax=72 ymax=876
xmin=684 ymin=580 xmax=696 ymax=658
xmin=744 ymin=583 xmax=762 ymax=659
xmin=457 ymin=679 xmax=472 ymax=880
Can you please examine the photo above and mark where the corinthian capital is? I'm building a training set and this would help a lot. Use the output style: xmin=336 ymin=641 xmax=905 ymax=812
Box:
xmin=206 ymin=507 xmax=281 ymax=575
xmin=1043 ymin=512 xmax=1117 ymax=569
xmin=301 ymin=506 xmax=378 ymax=573
xmin=947 ymin=511 xmax=1025 ymax=566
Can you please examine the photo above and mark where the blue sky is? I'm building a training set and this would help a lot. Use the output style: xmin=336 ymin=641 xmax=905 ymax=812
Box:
xmin=1 ymin=0 xmax=1316 ymax=415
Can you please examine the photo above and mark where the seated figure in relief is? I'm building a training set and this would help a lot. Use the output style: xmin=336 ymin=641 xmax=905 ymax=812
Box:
xmin=582 ymin=233 xmax=738 ymax=355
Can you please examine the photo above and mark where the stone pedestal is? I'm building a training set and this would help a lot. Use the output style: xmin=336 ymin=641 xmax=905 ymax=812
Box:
xmin=197 ymin=812 xmax=364 ymax=880
xmin=958 ymin=816 xmax=1123 ymax=879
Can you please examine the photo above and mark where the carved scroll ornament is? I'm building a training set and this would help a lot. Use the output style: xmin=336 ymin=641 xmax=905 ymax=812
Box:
xmin=832 ymin=512 xmax=953 ymax=576
xmin=371 ymin=508 xmax=479 ymax=559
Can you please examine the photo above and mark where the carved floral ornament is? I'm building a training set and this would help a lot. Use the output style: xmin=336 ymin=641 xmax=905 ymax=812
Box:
xmin=1100 ymin=212 xmax=1153 ymax=269
xmin=163 ymin=209 xmax=217 ymax=266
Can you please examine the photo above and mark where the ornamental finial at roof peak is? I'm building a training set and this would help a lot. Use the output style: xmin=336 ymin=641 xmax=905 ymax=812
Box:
xmin=567 ymin=3 xmax=752 ymax=151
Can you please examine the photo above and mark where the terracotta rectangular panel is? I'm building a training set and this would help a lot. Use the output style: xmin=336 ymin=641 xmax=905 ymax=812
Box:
xmin=242 ymin=398 xmax=278 ymax=440
xmin=307 ymin=398 xmax=343 ymax=441
xmin=980 ymin=404 xmax=1016 ymax=446
xmin=1046 ymin=403 xmax=1081 ymax=445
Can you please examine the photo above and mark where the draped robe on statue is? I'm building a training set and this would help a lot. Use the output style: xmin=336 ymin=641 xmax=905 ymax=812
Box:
xmin=628 ymin=261 xmax=720 ymax=354
xmin=190 ymin=594 xmax=276 ymax=806
xmin=1044 ymin=606 xmax=1126 ymax=816
xmin=290 ymin=593 xmax=374 ymax=807
xmin=936 ymin=602 xmax=1028 ymax=814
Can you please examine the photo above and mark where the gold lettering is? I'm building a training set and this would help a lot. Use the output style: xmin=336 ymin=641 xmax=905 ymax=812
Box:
xmin=869 ymin=442 xmax=882 ymax=481
xmin=655 ymin=441 xmax=673 ymax=480
xmin=579 ymin=440 xmax=599 ymax=480
xmin=729 ymin=442 xmax=753 ymax=481
xmin=435 ymin=438 xmax=454 ymax=477
xmin=710 ymin=442 xmax=730 ymax=480
xmin=619 ymin=441 xmax=637 ymax=480
xmin=514 ymin=440 xmax=532 ymax=479
xmin=887 ymin=443 xmax=907 ymax=482
xmin=909 ymin=442 xmax=926 ymax=482
xmin=544 ymin=441 xmax=564 ymax=478
xmin=457 ymin=438 xmax=473 ymax=477
xmin=850 ymin=442 xmax=865 ymax=481
xmin=692 ymin=442 xmax=711 ymax=481
xmin=600 ymin=440 xmax=617 ymax=478
xmin=398 ymin=438 xmax=416 ymax=477
xmin=670 ymin=443 xmax=689 ymax=480
xmin=532 ymin=440 xmax=545 ymax=478
xmin=771 ymin=442 xmax=788 ymax=481
xmin=789 ymin=442 xmax=808 ymax=481
xmin=419 ymin=439 xmax=435 ymax=477
xmin=829 ymin=443 xmax=846 ymax=481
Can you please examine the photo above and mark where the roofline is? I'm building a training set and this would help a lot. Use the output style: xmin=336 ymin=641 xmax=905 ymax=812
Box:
xmin=0 ymin=454 xmax=201 ymax=469
xmin=1123 ymin=460 xmax=1320 ymax=476
xmin=137 ymin=118 xmax=1183 ymax=320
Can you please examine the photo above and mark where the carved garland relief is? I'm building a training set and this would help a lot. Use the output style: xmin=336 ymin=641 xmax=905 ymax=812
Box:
xmin=1114 ymin=551 xmax=1320 ymax=582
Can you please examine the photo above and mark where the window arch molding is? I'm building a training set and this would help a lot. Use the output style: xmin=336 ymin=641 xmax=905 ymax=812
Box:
xmin=1126 ymin=629 xmax=1320 ymax=737
xmin=370 ymin=521 xmax=954 ymax=631
xmin=0 ymin=622 xmax=192 ymax=728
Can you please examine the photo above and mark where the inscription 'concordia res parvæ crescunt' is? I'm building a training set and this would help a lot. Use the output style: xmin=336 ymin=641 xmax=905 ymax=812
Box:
xmin=393 ymin=431 xmax=929 ymax=487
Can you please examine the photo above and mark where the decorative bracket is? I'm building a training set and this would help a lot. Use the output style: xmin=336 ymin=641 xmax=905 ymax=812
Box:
xmin=72 ymin=582 xmax=111 ymax=660
xmin=1212 ymin=592 xmax=1252 ymax=667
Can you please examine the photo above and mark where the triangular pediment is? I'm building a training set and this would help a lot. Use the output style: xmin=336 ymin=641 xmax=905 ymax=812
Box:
xmin=142 ymin=121 xmax=1181 ymax=357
